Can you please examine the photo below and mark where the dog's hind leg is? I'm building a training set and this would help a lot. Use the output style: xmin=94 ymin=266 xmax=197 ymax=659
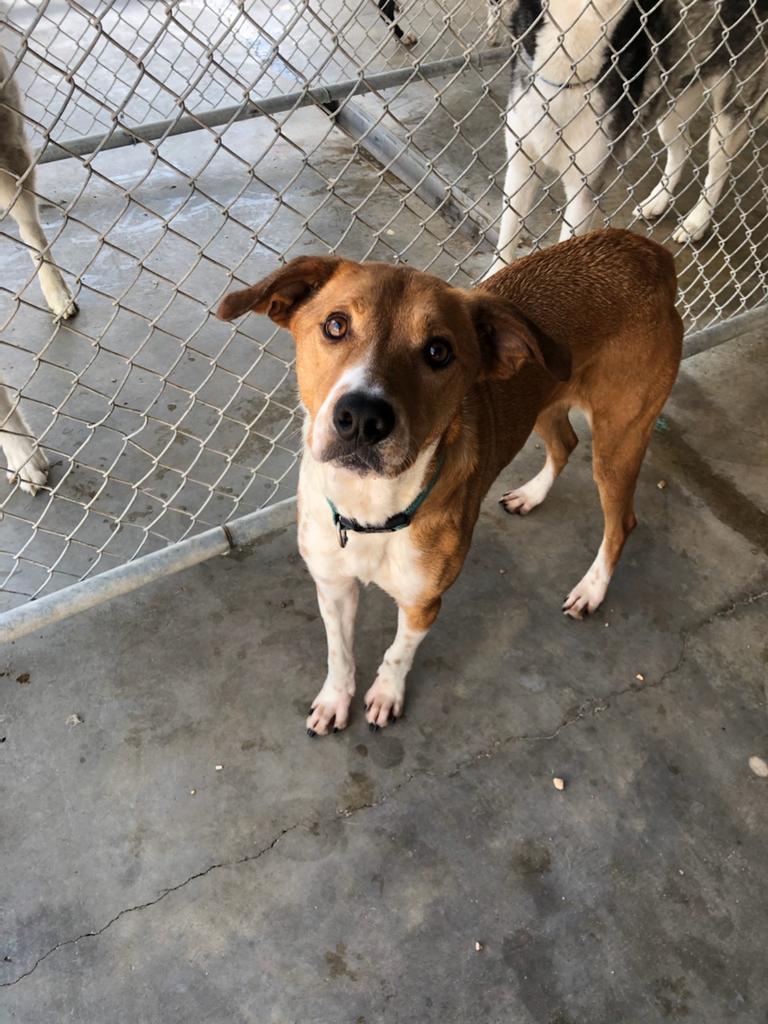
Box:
xmin=673 ymin=81 xmax=748 ymax=244
xmin=562 ymin=405 xmax=659 ymax=619
xmin=635 ymin=87 xmax=700 ymax=222
xmin=500 ymin=405 xmax=577 ymax=515
xmin=0 ymin=386 xmax=49 ymax=495
xmin=1 ymin=170 xmax=77 ymax=321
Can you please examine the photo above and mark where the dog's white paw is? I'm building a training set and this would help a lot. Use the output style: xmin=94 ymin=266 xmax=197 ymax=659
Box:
xmin=400 ymin=31 xmax=417 ymax=46
xmin=672 ymin=206 xmax=711 ymax=244
xmin=562 ymin=568 xmax=609 ymax=620
xmin=500 ymin=466 xmax=554 ymax=515
xmin=306 ymin=685 xmax=353 ymax=736
xmin=51 ymin=292 xmax=79 ymax=321
xmin=4 ymin=441 xmax=49 ymax=495
xmin=364 ymin=677 xmax=404 ymax=730
xmin=634 ymin=188 xmax=671 ymax=221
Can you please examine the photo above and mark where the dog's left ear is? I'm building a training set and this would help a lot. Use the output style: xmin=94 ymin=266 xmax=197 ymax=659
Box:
xmin=216 ymin=255 xmax=342 ymax=327
xmin=468 ymin=292 xmax=571 ymax=382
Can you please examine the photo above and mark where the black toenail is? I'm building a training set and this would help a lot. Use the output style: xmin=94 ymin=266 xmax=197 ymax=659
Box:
xmin=369 ymin=723 xmax=379 ymax=733
xmin=333 ymin=727 xmax=339 ymax=733
xmin=307 ymin=728 xmax=317 ymax=738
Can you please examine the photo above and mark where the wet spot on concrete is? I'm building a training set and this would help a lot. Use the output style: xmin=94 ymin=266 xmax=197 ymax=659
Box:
xmin=510 ymin=839 xmax=552 ymax=876
xmin=368 ymin=735 xmax=404 ymax=769
xmin=652 ymin=976 xmax=691 ymax=1017
xmin=355 ymin=744 xmax=368 ymax=758
xmin=325 ymin=942 xmax=356 ymax=980
xmin=502 ymin=928 xmax=531 ymax=966
xmin=342 ymin=771 xmax=374 ymax=810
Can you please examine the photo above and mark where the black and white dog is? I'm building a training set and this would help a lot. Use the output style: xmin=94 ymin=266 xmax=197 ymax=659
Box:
xmin=489 ymin=0 xmax=768 ymax=272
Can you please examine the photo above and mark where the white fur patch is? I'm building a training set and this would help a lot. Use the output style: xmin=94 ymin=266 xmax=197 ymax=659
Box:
xmin=308 ymin=362 xmax=372 ymax=459
xmin=562 ymin=543 xmax=612 ymax=619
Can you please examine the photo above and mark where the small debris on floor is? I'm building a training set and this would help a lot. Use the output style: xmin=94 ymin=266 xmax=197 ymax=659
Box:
xmin=553 ymin=777 xmax=566 ymax=791
xmin=657 ymin=479 xmax=667 ymax=490
xmin=635 ymin=673 xmax=645 ymax=682
xmin=748 ymin=756 xmax=768 ymax=778
xmin=16 ymin=673 xmax=30 ymax=685
xmin=474 ymin=941 xmax=484 ymax=952
xmin=190 ymin=789 xmax=197 ymax=795
xmin=65 ymin=713 xmax=83 ymax=726
xmin=215 ymin=764 xmax=223 ymax=771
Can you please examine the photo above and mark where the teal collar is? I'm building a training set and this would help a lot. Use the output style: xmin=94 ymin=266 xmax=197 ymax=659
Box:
xmin=327 ymin=452 xmax=445 ymax=548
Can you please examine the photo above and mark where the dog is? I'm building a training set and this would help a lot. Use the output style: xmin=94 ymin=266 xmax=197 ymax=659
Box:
xmin=489 ymin=0 xmax=768 ymax=274
xmin=217 ymin=229 xmax=682 ymax=735
xmin=0 ymin=49 xmax=72 ymax=495
xmin=1 ymin=50 xmax=77 ymax=320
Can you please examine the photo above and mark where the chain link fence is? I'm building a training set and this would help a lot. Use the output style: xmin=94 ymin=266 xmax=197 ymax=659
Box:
xmin=1 ymin=0 xmax=767 ymax=640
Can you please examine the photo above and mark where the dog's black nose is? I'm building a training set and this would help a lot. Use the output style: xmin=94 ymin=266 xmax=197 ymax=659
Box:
xmin=333 ymin=392 xmax=395 ymax=445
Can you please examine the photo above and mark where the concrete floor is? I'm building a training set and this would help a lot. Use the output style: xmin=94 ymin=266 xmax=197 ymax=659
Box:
xmin=1 ymin=328 xmax=766 ymax=1022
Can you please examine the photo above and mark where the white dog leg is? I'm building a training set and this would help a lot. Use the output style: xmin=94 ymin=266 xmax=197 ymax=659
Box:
xmin=487 ymin=145 xmax=537 ymax=278
xmin=635 ymin=88 xmax=699 ymax=221
xmin=364 ymin=601 xmax=439 ymax=728
xmin=5 ymin=184 xmax=77 ymax=321
xmin=307 ymin=576 xmax=359 ymax=735
xmin=0 ymin=388 xmax=49 ymax=495
xmin=673 ymin=102 xmax=749 ymax=244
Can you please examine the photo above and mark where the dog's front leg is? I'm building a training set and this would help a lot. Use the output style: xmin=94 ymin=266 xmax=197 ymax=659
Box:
xmin=364 ymin=599 xmax=440 ymax=729
xmin=486 ymin=144 xmax=537 ymax=278
xmin=559 ymin=167 xmax=599 ymax=241
xmin=307 ymin=576 xmax=359 ymax=736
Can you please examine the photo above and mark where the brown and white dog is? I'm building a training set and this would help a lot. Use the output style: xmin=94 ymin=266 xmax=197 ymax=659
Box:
xmin=217 ymin=229 xmax=682 ymax=735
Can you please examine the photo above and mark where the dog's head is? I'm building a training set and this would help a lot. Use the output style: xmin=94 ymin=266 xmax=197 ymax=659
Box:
xmin=217 ymin=256 xmax=570 ymax=477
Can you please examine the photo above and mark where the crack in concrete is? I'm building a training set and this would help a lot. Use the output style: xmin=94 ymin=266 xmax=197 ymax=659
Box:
xmin=0 ymin=820 xmax=303 ymax=989
xmin=4 ymin=584 xmax=765 ymax=989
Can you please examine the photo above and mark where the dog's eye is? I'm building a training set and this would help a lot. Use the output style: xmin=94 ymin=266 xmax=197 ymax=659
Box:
xmin=323 ymin=314 xmax=348 ymax=340
xmin=424 ymin=337 xmax=454 ymax=369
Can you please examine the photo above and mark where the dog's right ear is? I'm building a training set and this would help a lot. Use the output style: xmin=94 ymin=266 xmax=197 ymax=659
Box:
xmin=216 ymin=255 xmax=342 ymax=327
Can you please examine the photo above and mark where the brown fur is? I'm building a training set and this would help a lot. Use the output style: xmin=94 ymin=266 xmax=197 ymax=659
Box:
xmin=218 ymin=229 xmax=682 ymax=627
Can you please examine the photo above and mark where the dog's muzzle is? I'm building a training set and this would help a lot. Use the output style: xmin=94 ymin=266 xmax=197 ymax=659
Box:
xmin=320 ymin=391 xmax=395 ymax=474
xmin=332 ymin=391 xmax=395 ymax=446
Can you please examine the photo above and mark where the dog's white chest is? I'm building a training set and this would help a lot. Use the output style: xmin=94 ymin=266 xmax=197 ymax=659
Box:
xmin=297 ymin=453 xmax=429 ymax=607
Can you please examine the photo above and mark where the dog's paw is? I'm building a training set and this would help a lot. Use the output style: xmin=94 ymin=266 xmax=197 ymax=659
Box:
xmin=46 ymin=279 xmax=79 ymax=321
xmin=562 ymin=570 xmax=608 ymax=620
xmin=306 ymin=686 xmax=353 ymax=737
xmin=500 ymin=475 xmax=550 ymax=515
xmin=400 ymin=31 xmax=417 ymax=46
xmin=672 ymin=206 xmax=711 ymax=244
xmin=634 ymin=188 xmax=671 ymax=221
xmin=4 ymin=442 xmax=49 ymax=495
xmin=52 ymin=295 xmax=79 ymax=321
xmin=364 ymin=677 xmax=404 ymax=730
